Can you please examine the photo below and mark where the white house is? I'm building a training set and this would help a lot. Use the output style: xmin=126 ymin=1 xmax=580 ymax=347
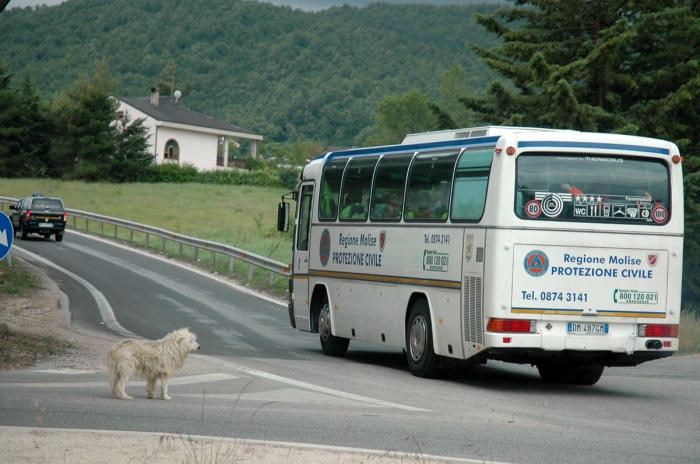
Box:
xmin=115 ymin=87 xmax=263 ymax=171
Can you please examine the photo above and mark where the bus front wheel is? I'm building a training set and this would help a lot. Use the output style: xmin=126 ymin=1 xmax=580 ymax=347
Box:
xmin=319 ymin=300 xmax=349 ymax=357
xmin=405 ymin=299 xmax=442 ymax=378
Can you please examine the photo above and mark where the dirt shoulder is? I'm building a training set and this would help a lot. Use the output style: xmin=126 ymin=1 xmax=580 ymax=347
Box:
xmin=0 ymin=257 xmax=118 ymax=373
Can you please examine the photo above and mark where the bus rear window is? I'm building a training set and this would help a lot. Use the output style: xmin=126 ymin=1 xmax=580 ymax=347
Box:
xmin=516 ymin=154 xmax=670 ymax=224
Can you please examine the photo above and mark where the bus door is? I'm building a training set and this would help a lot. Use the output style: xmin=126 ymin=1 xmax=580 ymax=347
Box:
xmin=292 ymin=182 xmax=314 ymax=332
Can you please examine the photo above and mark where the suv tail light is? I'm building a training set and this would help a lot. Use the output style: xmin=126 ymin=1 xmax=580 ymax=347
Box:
xmin=638 ymin=324 xmax=678 ymax=337
xmin=25 ymin=211 xmax=31 ymax=221
xmin=63 ymin=212 xmax=68 ymax=223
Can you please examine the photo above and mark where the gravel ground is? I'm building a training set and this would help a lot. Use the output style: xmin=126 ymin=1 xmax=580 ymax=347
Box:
xmin=0 ymin=257 xmax=466 ymax=464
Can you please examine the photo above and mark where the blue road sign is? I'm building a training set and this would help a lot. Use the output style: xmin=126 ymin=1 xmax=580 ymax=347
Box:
xmin=0 ymin=212 xmax=14 ymax=260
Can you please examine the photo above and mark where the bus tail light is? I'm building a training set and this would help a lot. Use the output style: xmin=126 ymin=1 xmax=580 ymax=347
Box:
xmin=487 ymin=318 xmax=537 ymax=333
xmin=638 ymin=324 xmax=678 ymax=337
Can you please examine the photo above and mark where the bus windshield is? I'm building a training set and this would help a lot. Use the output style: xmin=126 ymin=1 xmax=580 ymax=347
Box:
xmin=516 ymin=154 xmax=670 ymax=224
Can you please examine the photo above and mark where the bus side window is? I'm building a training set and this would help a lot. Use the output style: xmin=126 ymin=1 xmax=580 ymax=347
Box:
xmin=297 ymin=185 xmax=313 ymax=251
xmin=370 ymin=155 xmax=412 ymax=221
xmin=319 ymin=159 xmax=348 ymax=221
xmin=450 ymin=148 xmax=494 ymax=221
xmin=405 ymin=151 xmax=459 ymax=221
xmin=339 ymin=157 xmax=378 ymax=221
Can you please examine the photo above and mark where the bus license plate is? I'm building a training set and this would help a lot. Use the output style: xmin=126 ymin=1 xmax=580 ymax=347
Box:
xmin=39 ymin=223 xmax=53 ymax=228
xmin=568 ymin=323 xmax=608 ymax=335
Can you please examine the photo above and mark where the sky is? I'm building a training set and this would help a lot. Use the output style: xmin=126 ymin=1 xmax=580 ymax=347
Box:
xmin=7 ymin=0 xmax=499 ymax=11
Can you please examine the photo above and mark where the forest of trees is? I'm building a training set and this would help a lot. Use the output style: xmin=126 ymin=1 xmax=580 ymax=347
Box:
xmin=0 ymin=0 xmax=500 ymax=146
xmin=2 ymin=0 xmax=700 ymax=303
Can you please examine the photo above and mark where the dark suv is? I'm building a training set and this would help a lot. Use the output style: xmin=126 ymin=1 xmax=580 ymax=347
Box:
xmin=9 ymin=194 xmax=67 ymax=241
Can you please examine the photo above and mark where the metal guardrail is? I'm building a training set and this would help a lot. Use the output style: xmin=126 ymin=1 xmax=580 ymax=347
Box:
xmin=0 ymin=196 xmax=291 ymax=285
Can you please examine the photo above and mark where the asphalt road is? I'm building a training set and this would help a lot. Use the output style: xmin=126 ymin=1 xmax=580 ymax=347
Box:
xmin=1 ymin=231 xmax=699 ymax=464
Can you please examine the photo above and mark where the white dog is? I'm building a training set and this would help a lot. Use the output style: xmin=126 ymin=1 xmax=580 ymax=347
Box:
xmin=107 ymin=328 xmax=200 ymax=400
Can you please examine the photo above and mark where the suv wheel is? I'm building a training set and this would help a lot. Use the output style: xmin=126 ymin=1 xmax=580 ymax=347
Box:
xmin=20 ymin=222 xmax=28 ymax=240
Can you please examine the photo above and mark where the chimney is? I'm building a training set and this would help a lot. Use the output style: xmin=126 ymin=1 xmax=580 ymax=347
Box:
xmin=150 ymin=87 xmax=160 ymax=106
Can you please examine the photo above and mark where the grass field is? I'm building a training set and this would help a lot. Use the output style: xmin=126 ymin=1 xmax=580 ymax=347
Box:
xmin=2 ymin=179 xmax=699 ymax=355
xmin=0 ymin=179 xmax=294 ymax=293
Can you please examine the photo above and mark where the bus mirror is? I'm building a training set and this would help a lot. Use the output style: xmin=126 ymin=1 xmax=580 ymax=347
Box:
xmin=277 ymin=201 xmax=290 ymax=232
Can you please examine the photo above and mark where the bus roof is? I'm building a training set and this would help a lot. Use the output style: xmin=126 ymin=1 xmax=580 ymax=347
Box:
xmin=315 ymin=126 xmax=676 ymax=167
xmin=400 ymin=126 xmax=574 ymax=144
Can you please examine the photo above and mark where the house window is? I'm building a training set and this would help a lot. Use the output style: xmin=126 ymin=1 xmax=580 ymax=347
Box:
xmin=116 ymin=111 xmax=124 ymax=120
xmin=164 ymin=140 xmax=180 ymax=162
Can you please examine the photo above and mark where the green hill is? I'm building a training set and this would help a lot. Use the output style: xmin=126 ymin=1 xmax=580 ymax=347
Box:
xmin=0 ymin=0 xmax=499 ymax=146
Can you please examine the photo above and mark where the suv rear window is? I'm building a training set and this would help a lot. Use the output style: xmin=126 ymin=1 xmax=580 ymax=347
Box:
xmin=516 ymin=154 xmax=670 ymax=224
xmin=30 ymin=198 xmax=64 ymax=212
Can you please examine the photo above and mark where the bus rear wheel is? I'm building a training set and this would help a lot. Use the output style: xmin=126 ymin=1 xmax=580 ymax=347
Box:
xmin=537 ymin=365 xmax=577 ymax=384
xmin=405 ymin=299 xmax=442 ymax=378
xmin=572 ymin=366 xmax=604 ymax=385
xmin=319 ymin=300 xmax=349 ymax=357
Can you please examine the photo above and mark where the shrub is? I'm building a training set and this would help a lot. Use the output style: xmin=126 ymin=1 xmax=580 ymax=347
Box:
xmin=146 ymin=163 xmax=199 ymax=183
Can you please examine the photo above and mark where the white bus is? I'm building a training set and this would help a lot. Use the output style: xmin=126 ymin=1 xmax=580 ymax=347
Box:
xmin=277 ymin=126 xmax=684 ymax=385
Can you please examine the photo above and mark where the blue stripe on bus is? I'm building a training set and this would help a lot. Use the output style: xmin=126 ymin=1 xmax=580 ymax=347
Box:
xmin=517 ymin=140 xmax=670 ymax=155
xmin=321 ymin=136 xmax=501 ymax=166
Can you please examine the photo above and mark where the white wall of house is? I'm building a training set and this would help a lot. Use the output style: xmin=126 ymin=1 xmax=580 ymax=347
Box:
xmin=157 ymin=126 xmax=218 ymax=171
xmin=116 ymin=102 xmax=218 ymax=171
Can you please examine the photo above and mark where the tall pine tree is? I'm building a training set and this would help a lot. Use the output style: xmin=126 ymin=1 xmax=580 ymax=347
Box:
xmin=50 ymin=59 xmax=118 ymax=181
xmin=458 ymin=0 xmax=700 ymax=303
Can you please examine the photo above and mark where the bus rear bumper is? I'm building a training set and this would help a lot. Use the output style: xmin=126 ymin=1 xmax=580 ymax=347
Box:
xmin=482 ymin=332 xmax=677 ymax=367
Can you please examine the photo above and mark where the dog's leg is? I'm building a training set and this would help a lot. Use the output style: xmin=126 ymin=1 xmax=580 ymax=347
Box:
xmin=147 ymin=376 xmax=157 ymax=399
xmin=109 ymin=370 xmax=121 ymax=398
xmin=160 ymin=373 xmax=172 ymax=400
xmin=116 ymin=371 xmax=134 ymax=400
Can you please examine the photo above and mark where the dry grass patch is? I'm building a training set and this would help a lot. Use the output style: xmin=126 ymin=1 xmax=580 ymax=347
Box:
xmin=0 ymin=323 xmax=70 ymax=371
xmin=678 ymin=309 xmax=700 ymax=356
xmin=0 ymin=260 xmax=72 ymax=371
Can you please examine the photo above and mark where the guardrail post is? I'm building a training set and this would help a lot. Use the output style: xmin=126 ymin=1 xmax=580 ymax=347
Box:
xmin=100 ymin=222 xmax=104 ymax=236
xmin=248 ymin=263 xmax=254 ymax=280
xmin=113 ymin=224 xmax=118 ymax=239
xmin=161 ymin=237 xmax=165 ymax=253
xmin=194 ymin=247 xmax=198 ymax=261
xmin=269 ymin=271 xmax=274 ymax=286
xmin=72 ymin=216 xmax=76 ymax=229
xmin=178 ymin=243 xmax=182 ymax=257
xmin=129 ymin=229 xmax=133 ymax=242
xmin=145 ymin=233 xmax=149 ymax=249
xmin=85 ymin=218 xmax=89 ymax=232
xmin=212 ymin=251 xmax=216 ymax=267
xmin=229 ymin=256 xmax=234 ymax=272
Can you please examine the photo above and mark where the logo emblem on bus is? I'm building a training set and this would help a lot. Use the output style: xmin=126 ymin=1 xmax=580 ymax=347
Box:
xmin=319 ymin=229 xmax=331 ymax=267
xmin=524 ymin=250 xmax=549 ymax=277
xmin=647 ymin=254 xmax=658 ymax=267
xmin=465 ymin=234 xmax=474 ymax=262
xmin=379 ymin=230 xmax=386 ymax=252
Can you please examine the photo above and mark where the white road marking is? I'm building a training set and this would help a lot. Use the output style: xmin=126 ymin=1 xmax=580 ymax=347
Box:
xmin=178 ymin=387 xmax=384 ymax=408
xmin=0 ymin=373 xmax=239 ymax=388
xmin=11 ymin=247 xmax=136 ymax=339
xmin=198 ymin=355 xmax=430 ymax=412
